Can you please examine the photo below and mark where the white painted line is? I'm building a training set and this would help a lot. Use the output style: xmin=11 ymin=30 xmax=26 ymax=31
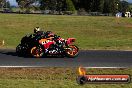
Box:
xmin=83 ymin=67 xmax=127 ymax=68
xmin=0 ymin=66 xmax=45 ymax=68
xmin=0 ymin=66 xmax=129 ymax=68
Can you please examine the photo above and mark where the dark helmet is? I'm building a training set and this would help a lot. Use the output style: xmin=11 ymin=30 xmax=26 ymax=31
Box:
xmin=34 ymin=27 xmax=40 ymax=33
xmin=46 ymin=31 xmax=54 ymax=37
xmin=46 ymin=31 xmax=51 ymax=34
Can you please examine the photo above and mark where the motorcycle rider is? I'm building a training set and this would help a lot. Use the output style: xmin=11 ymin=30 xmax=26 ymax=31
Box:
xmin=34 ymin=27 xmax=40 ymax=33
xmin=33 ymin=27 xmax=64 ymax=51
xmin=34 ymin=27 xmax=46 ymax=36
xmin=34 ymin=27 xmax=59 ymax=40
xmin=34 ymin=27 xmax=54 ymax=39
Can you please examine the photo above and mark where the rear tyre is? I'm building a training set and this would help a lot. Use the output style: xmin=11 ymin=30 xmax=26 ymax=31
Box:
xmin=30 ymin=46 xmax=44 ymax=58
xmin=65 ymin=45 xmax=79 ymax=58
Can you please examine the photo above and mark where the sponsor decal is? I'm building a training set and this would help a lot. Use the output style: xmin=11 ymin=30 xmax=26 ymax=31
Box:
xmin=77 ymin=67 xmax=131 ymax=85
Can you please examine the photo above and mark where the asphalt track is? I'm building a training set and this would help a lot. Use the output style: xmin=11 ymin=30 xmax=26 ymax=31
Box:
xmin=0 ymin=49 xmax=132 ymax=67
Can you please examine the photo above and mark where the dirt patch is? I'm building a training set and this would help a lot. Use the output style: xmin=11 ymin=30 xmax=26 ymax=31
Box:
xmin=124 ymin=24 xmax=132 ymax=28
xmin=0 ymin=40 xmax=4 ymax=46
xmin=0 ymin=40 xmax=2 ymax=45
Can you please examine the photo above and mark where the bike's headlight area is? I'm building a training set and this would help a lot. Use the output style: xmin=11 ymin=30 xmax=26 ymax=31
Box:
xmin=71 ymin=39 xmax=75 ymax=42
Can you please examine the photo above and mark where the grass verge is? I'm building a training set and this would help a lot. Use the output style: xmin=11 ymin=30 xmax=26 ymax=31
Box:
xmin=0 ymin=68 xmax=131 ymax=88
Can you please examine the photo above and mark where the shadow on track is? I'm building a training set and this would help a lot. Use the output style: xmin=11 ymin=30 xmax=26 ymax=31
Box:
xmin=0 ymin=49 xmax=16 ymax=55
xmin=0 ymin=49 xmax=26 ymax=57
xmin=2 ymin=52 xmax=17 ymax=56
xmin=0 ymin=49 xmax=65 ymax=58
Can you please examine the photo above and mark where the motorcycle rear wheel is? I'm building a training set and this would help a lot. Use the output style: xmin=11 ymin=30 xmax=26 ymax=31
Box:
xmin=30 ymin=46 xmax=44 ymax=58
xmin=16 ymin=44 xmax=24 ymax=56
xmin=65 ymin=45 xmax=79 ymax=58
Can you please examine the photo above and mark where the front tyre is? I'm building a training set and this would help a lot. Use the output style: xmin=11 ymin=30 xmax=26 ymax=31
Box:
xmin=30 ymin=46 xmax=44 ymax=58
xmin=65 ymin=45 xmax=79 ymax=58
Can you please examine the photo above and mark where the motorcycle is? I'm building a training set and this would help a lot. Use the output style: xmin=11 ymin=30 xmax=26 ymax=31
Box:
xmin=16 ymin=33 xmax=79 ymax=58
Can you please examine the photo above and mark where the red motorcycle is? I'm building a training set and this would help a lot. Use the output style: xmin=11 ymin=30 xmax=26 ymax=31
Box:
xmin=30 ymin=37 xmax=79 ymax=58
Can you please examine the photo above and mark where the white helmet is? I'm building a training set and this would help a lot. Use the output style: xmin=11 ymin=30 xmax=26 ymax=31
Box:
xmin=34 ymin=27 xmax=40 ymax=33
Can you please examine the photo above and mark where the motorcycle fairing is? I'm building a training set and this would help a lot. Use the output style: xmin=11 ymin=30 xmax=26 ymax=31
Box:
xmin=66 ymin=38 xmax=76 ymax=45
xmin=39 ymin=38 xmax=54 ymax=49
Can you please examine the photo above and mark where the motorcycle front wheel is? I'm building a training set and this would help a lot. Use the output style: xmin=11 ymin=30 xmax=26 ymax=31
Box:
xmin=30 ymin=46 xmax=44 ymax=58
xmin=65 ymin=45 xmax=79 ymax=58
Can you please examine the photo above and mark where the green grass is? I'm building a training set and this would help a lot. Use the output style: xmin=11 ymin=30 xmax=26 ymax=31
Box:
xmin=129 ymin=4 xmax=132 ymax=8
xmin=0 ymin=13 xmax=132 ymax=50
xmin=11 ymin=8 xmax=20 ymax=12
xmin=0 ymin=68 xmax=131 ymax=88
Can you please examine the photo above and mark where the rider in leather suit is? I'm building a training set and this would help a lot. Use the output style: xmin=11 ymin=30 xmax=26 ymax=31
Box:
xmin=34 ymin=27 xmax=62 ymax=47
